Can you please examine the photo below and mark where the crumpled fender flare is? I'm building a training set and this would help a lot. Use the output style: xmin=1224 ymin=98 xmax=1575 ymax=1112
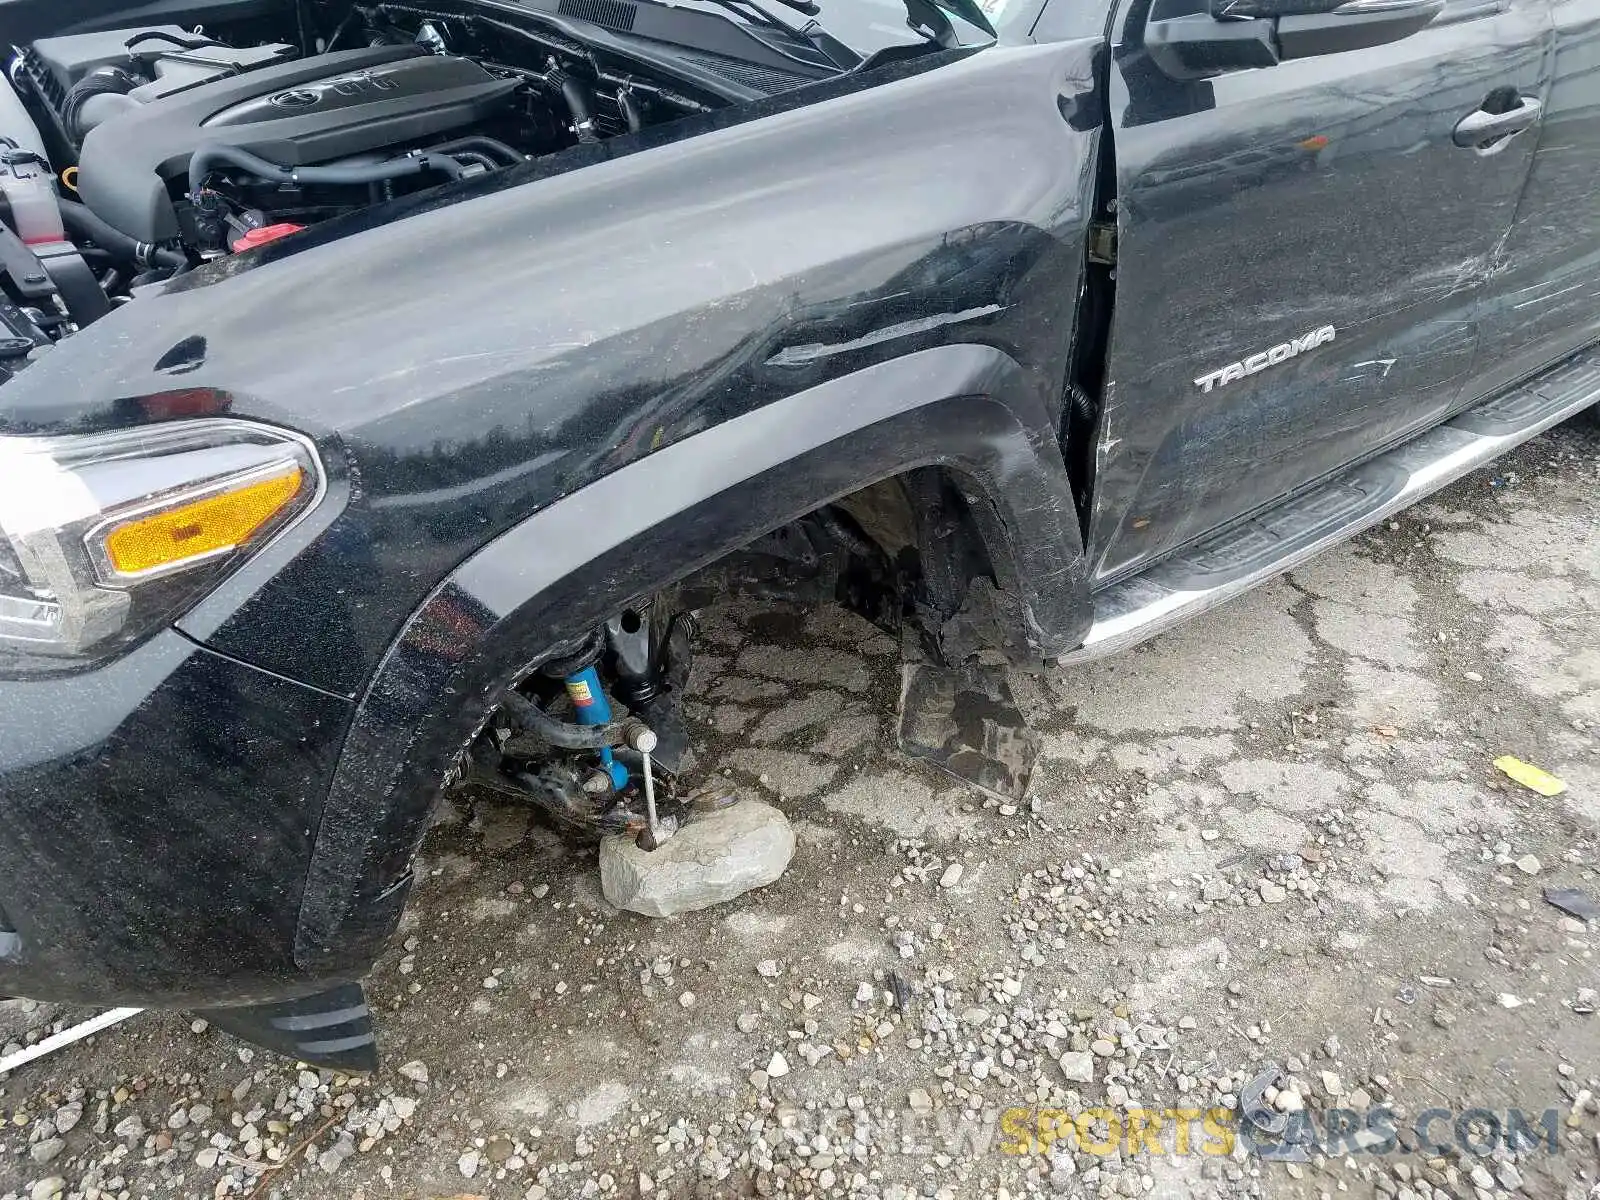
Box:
xmin=294 ymin=342 xmax=1091 ymax=971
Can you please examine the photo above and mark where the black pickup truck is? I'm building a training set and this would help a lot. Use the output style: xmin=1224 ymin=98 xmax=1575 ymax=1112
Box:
xmin=0 ymin=0 xmax=1595 ymax=1067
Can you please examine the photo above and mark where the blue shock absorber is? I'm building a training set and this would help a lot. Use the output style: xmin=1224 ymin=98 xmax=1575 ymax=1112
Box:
xmin=564 ymin=665 xmax=630 ymax=791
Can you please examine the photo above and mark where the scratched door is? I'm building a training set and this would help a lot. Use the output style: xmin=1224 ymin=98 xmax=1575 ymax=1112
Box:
xmin=1466 ymin=0 xmax=1600 ymax=398
xmin=1085 ymin=0 xmax=1553 ymax=584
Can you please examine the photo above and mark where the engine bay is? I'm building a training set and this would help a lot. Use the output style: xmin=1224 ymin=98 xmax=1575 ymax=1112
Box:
xmin=0 ymin=0 xmax=863 ymax=381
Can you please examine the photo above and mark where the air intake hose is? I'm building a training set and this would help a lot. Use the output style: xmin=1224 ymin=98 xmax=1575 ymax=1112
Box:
xmin=58 ymin=200 xmax=187 ymax=270
xmin=187 ymin=144 xmax=469 ymax=206
xmin=62 ymin=67 xmax=141 ymax=143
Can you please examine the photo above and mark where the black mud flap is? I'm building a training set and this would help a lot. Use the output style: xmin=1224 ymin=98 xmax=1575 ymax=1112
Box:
xmin=196 ymin=981 xmax=378 ymax=1072
xmin=896 ymin=651 xmax=1039 ymax=800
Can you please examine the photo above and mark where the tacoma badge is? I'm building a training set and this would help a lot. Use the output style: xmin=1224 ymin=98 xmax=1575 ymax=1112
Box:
xmin=1194 ymin=325 xmax=1337 ymax=393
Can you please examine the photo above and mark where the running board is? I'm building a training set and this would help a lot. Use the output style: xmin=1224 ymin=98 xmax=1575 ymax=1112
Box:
xmin=1060 ymin=349 xmax=1600 ymax=664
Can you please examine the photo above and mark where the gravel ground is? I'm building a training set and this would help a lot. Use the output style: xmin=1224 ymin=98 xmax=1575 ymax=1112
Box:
xmin=2 ymin=418 xmax=1598 ymax=1200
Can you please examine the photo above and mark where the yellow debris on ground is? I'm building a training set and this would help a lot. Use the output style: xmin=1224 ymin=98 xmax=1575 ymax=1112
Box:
xmin=1493 ymin=755 xmax=1568 ymax=797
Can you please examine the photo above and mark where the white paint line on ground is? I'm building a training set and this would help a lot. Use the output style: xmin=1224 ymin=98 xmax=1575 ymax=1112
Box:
xmin=0 ymin=1007 xmax=143 ymax=1076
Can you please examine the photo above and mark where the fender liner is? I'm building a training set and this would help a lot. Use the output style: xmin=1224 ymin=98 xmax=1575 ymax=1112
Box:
xmin=295 ymin=343 xmax=1090 ymax=970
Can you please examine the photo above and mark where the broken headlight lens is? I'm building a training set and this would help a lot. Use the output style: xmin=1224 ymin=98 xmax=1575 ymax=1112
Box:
xmin=0 ymin=420 xmax=321 ymax=674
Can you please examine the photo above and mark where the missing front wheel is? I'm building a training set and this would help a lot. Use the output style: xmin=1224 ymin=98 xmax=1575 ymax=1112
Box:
xmin=464 ymin=603 xmax=699 ymax=843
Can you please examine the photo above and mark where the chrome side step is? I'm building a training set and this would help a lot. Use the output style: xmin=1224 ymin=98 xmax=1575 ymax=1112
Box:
xmin=1059 ymin=349 xmax=1600 ymax=665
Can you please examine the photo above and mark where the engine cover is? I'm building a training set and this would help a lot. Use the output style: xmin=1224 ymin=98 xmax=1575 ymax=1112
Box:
xmin=76 ymin=46 xmax=519 ymax=243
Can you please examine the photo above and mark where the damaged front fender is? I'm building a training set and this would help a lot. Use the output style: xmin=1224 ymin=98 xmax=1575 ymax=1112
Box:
xmin=295 ymin=343 xmax=1093 ymax=973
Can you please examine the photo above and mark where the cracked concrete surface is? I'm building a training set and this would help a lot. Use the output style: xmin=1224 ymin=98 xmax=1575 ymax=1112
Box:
xmin=1 ymin=420 xmax=1597 ymax=1200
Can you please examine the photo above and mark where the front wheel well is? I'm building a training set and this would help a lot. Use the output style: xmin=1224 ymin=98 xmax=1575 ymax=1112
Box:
xmin=668 ymin=465 xmax=1029 ymax=663
xmin=301 ymin=366 xmax=1094 ymax=967
xmin=443 ymin=465 xmax=1027 ymax=847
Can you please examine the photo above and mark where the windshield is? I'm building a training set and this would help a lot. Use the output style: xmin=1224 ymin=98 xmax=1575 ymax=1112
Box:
xmin=685 ymin=0 xmax=996 ymax=57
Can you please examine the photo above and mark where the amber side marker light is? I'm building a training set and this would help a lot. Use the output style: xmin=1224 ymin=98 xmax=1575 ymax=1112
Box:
xmin=100 ymin=465 xmax=305 ymax=578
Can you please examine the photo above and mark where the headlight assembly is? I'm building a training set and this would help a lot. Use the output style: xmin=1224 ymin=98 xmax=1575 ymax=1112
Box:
xmin=0 ymin=419 xmax=321 ymax=672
